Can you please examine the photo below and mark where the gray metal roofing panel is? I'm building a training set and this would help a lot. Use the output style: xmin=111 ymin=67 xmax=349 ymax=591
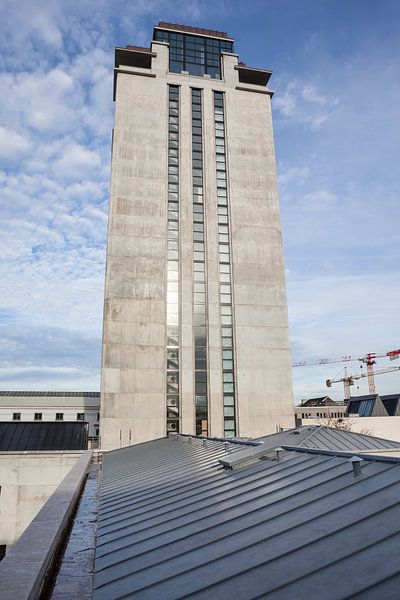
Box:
xmin=255 ymin=425 xmax=319 ymax=448
xmin=257 ymin=424 xmax=400 ymax=452
xmin=94 ymin=436 xmax=400 ymax=600
xmin=0 ymin=421 xmax=89 ymax=450
xmin=300 ymin=426 xmax=400 ymax=451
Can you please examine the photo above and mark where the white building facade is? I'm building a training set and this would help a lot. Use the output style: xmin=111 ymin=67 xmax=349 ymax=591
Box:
xmin=100 ymin=22 xmax=294 ymax=450
xmin=0 ymin=391 xmax=100 ymax=437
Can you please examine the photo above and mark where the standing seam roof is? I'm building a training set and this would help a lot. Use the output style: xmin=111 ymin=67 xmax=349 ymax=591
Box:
xmin=94 ymin=435 xmax=400 ymax=600
xmin=0 ymin=421 xmax=88 ymax=450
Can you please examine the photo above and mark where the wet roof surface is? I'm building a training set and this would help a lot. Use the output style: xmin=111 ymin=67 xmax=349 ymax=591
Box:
xmin=93 ymin=432 xmax=400 ymax=600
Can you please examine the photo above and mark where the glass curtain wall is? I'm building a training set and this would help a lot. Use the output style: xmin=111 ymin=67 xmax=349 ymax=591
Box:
xmin=213 ymin=91 xmax=236 ymax=438
xmin=154 ymin=29 xmax=233 ymax=79
xmin=191 ymin=88 xmax=208 ymax=436
xmin=166 ymin=85 xmax=180 ymax=434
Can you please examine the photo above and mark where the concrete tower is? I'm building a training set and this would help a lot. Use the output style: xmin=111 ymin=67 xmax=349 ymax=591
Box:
xmin=100 ymin=22 xmax=294 ymax=450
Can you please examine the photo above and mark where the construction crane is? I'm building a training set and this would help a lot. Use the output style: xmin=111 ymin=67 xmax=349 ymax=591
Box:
xmin=292 ymin=348 xmax=400 ymax=369
xmin=326 ymin=365 xmax=400 ymax=401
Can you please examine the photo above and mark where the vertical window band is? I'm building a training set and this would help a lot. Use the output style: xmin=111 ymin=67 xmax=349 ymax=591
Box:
xmin=213 ymin=91 xmax=236 ymax=438
xmin=192 ymin=88 xmax=209 ymax=436
xmin=166 ymin=85 xmax=180 ymax=435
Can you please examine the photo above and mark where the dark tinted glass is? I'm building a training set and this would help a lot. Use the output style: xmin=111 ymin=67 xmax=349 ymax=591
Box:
xmin=154 ymin=30 xmax=234 ymax=79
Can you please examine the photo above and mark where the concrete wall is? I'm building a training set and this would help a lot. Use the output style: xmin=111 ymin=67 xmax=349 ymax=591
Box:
xmin=302 ymin=416 xmax=400 ymax=442
xmin=0 ymin=451 xmax=82 ymax=549
xmin=101 ymin=40 xmax=294 ymax=449
xmin=224 ymin=59 xmax=294 ymax=437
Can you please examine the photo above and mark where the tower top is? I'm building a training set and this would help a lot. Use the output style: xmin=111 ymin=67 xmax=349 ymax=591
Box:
xmin=155 ymin=21 xmax=234 ymax=42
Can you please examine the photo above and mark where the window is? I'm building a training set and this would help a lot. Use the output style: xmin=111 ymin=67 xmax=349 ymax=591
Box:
xmin=12 ymin=413 xmax=21 ymax=421
xmin=0 ymin=545 xmax=6 ymax=562
xmin=154 ymin=29 xmax=234 ymax=79
xmin=77 ymin=413 xmax=85 ymax=421
xmin=34 ymin=413 xmax=42 ymax=421
xmin=192 ymin=88 xmax=208 ymax=437
xmin=165 ymin=86 xmax=181 ymax=435
xmin=214 ymin=91 xmax=236 ymax=438
xmin=56 ymin=413 xmax=63 ymax=421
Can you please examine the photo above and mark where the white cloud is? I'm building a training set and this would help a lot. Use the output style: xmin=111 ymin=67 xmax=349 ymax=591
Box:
xmin=274 ymin=79 xmax=339 ymax=129
xmin=0 ymin=126 xmax=32 ymax=162
xmin=55 ymin=143 xmax=102 ymax=181
xmin=278 ymin=166 xmax=310 ymax=188
xmin=301 ymin=85 xmax=329 ymax=105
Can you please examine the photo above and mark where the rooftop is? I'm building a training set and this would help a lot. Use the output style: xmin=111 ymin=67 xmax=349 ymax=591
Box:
xmin=93 ymin=434 xmax=400 ymax=599
xmin=155 ymin=21 xmax=232 ymax=40
xmin=2 ymin=425 xmax=400 ymax=599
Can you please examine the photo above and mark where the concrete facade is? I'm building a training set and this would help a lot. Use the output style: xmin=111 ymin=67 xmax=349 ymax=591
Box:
xmin=0 ymin=392 xmax=100 ymax=437
xmin=101 ymin=26 xmax=294 ymax=450
xmin=0 ymin=451 xmax=82 ymax=550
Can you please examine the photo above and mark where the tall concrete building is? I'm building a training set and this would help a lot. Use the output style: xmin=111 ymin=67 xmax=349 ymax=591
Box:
xmin=100 ymin=22 xmax=294 ymax=450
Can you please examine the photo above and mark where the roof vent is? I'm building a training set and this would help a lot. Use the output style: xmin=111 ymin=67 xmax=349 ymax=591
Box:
xmin=349 ymin=456 xmax=364 ymax=478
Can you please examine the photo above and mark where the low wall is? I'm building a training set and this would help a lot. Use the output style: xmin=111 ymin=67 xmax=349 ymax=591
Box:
xmin=0 ymin=451 xmax=92 ymax=599
xmin=0 ymin=451 xmax=83 ymax=549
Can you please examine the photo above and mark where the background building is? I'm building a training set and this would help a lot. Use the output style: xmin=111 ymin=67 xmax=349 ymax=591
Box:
xmin=100 ymin=22 xmax=294 ymax=450
xmin=294 ymin=396 xmax=346 ymax=425
xmin=0 ymin=391 xmax=100 ymax=438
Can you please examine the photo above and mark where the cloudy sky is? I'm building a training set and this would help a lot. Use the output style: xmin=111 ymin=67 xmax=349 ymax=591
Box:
xmin=0 ymin=0 xmax=399 ymax=402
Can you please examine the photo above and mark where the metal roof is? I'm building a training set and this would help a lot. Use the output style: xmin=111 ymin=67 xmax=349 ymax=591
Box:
xmin=0 ymin=421 xmax=89 ymax=450
xmin=346 ymin=394 xmax=388 ymax=417
xmin=257 ymin=425 xmax=400 ymax=451
xmin=93 ymin=433 xmax=400 ymax=599
xmin=381 ymin=393 xmax=400 ymax=416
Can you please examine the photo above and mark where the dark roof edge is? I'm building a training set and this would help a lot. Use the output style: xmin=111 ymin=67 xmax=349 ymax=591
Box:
xmin=235 ymin=64 xmax=272 ymax=87
xmin=155 ymin=22 xmax=233 ymax=41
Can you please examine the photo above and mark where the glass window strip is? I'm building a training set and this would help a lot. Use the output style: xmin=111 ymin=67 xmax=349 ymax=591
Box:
xmin=214 ymin=91 xmax=236 ymax=438
xmin=192 ymin=88 xmax=208 ymax=436
xmin=166 ymin=86 xmax=180 ymax=434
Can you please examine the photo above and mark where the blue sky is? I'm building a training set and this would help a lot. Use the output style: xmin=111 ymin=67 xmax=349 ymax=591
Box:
xmin=0 ymin=0 xmax=399 ymax=402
